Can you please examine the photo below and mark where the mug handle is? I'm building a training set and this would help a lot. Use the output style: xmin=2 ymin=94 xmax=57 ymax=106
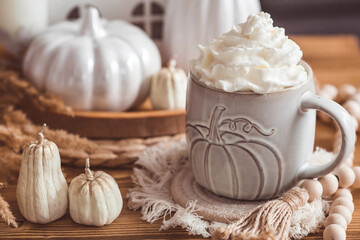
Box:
xmin=297 ymin=91 xmax=356 ymax=180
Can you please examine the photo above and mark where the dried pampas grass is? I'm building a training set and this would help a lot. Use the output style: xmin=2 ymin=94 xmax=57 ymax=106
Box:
xmin=0 ymin=106 xmax=97 ymax=154
xmin=0 ymin=183 xmax=17 ymax=228
xmin=0 ymin=70 xmax=73 ymax=115
xmin=0 ymin=147 xmax=21 ymax=184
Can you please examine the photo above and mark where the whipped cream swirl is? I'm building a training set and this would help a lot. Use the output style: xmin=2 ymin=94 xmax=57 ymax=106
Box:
xmin=190 ymin=12 xmax=307 ymax=93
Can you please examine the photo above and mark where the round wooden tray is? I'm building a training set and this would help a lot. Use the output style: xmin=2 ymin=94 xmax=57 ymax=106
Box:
xmin=21 ymin=100 xmax=185 ymax=139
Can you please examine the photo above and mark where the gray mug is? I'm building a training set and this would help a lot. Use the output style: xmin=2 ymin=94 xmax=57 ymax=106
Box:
xmin=186 ymin=61 xmax=355 ymax=200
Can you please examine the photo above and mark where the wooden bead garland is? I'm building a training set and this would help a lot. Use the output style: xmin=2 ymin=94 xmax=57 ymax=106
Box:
xmin=332 ymin=188 xmax=353 ymax=201
xmin=333 ymin=166 xmax=355 ymax=188
xmin=323 ymin=224 xmax=346 ymax=240
xmin=325 ymin=213 xmax=347 ymax=230
xmin=320 ymin=84 xmax=338 ymax=100
xmin=329 ymin=205 xmax=352 ymax=224
xmin=315 ymin=83 xmax=360 ymax=240
xmin=338 ymin=84 xmax=357 ymax=103
xmin=343 ymin=100 xmax=360 ymax=120
xmin=300 ymin=179 xmax=323 ymax=202
xmin=318 ymin=174 xmax=339 ymax=197
xmin=350 ymin=92 xmax=360 ymax=106
xmin=332 ymin=197 xmax=354 ymax=213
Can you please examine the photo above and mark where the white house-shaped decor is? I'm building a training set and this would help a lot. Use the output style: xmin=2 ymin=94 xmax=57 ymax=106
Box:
xmin=48 ymin=0 xmax=166 ymax=44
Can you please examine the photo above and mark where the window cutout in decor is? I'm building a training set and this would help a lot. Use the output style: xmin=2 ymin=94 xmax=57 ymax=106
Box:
xmin=152 ymin=21 xmax=162 ymax=39
xmin=131 ymin=1 xmax=164 ymax=40
xmin=151 ymin=2 xmax=164 ymax=15
xmin=67 ymin=6 xmax=80 ymax=20
xmin=132 ymin=3 xmax=144 ymax=16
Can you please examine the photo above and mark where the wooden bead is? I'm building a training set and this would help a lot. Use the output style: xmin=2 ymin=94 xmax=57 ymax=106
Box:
xmin=333 ymin=166 xmax=355 ymax=188
xmin=301 ymin=179 xmax=323 ymax=202
xmin=330 ymin=205 xmax=352 ymax=224
xmin=343 ymin=100 xmax=360 ymax=119
xmin=325 ymin=214 xmax=348 ymax=230
xmin=350 ymin=92 xmax=360 ymax=104
xmin=332 ymin=188 xmax=353 ymax=201
xmin=323 ymin=224 xmax=346 ymax=240
xmin=319 ymin=174 xmax=339 ymax=197
xmin=338 ymin=84 xmax=357 ymax=102
xmin=352 ymin=166 xmax=360 ymax=188
xmin=320 ymin=84 xmax=338 ymax=99
xmin=332 ymin=197 xmax=355 ymax=213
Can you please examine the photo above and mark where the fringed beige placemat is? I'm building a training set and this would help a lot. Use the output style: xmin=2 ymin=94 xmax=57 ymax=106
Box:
xmin=127 ymin=137 xmax=330 ymax=239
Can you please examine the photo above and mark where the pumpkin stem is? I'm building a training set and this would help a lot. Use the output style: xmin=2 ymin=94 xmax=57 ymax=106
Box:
xmin=207 ymin=106 xmax=226 ymax=144
xmin=85 ymin=158 xmax=94 ymax=181
xmin=80 ymin=5 xmax=106 ymax=38
xmin=37 ymin=123 xmax=46 ymax=143
xmin=168 ymin=59 xmax=177 ymax=69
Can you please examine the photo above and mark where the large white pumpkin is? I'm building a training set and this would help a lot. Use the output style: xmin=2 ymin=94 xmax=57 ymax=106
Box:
xmin=23 ymin=6 xmax=161 ymax=111
xmin=163 ymin=0 xmax=260 ymax=72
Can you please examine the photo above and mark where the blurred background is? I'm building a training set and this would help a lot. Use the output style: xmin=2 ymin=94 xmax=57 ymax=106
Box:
xmin=0 ymin=0 xmax=359 ymax=114
xmin=49 ymin=0 xmax=360 ymax=37
xmin=261 ymin=0 xmax=360 ymax=36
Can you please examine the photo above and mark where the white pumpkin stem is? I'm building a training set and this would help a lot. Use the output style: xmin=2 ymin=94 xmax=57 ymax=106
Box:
xmin=80 ymin=6 xmax=106 ymax=38
xmin=168 ymin=59 xmax=177 ymax=69
xmin=37 ymin=123 xmax=46 ymax=143
xmin=85 ymin=158 xmax=94 ymax=181
xmin=207 ymin=106 xmax=226 ymax=144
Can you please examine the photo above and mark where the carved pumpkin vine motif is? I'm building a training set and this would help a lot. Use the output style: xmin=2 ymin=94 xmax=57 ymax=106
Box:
xmin=186 ymin=106 xmax=282 ymax=199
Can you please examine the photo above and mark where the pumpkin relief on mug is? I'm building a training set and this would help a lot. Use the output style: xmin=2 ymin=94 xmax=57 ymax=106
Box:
xmin=186 ymin=106 xmax=282 ymax=199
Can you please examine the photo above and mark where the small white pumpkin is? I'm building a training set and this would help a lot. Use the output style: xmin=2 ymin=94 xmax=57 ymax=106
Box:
xmin=16 ymin=124 xmax=68 ymax=224
xmin=23 ymin=6 xmax=161 ymax=111
xmin=69 ymin=158 xmax=122 ymax=226
xmin=150 ymin=60 xmax=187 ymax=110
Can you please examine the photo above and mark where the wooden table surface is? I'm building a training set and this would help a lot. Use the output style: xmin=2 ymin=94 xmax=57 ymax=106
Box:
xmin=0 ymin=35 xmax=360 ymax=239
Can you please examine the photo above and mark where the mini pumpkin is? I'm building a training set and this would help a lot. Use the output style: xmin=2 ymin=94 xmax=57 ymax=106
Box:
xmin=16 ymin=124 xmax=68 ymax=224
xmin=150 ymin=60 xmax=187 ymax=110
xmin=23 ymin=6 xmax=161 ymax=111
xmin=69 ymin=158 xmax=122 ymax=226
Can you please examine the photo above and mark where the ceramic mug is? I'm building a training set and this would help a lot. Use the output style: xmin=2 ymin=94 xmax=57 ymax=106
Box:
xmin=186 ymin=61 xmax=355 ymax=200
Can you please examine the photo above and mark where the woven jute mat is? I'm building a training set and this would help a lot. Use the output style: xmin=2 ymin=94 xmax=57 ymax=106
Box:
xmin=171 ymin=167 xmax=264 ymax=223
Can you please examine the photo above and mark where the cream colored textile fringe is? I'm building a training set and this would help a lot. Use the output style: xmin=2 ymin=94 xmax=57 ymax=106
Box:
xmin=127 ymin=138 xmax=329 ymax=239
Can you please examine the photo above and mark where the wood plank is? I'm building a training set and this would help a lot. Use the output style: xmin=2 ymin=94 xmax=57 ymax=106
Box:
xmin=292 ymin=35 xmax=360 ymax=59
xmin=314 ymin=69 xmax=360 ymax=87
